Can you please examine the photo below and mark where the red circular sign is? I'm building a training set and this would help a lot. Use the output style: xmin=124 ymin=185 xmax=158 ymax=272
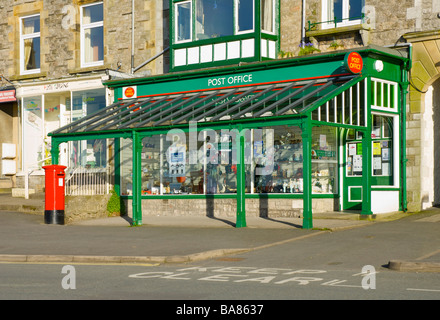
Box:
xmin=124 ymin=87 xmax=135 ymax=98
xmin=345 ymin=52 xmax=363 ymax=74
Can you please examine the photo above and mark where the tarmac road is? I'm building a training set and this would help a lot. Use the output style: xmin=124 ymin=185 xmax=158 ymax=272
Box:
xmin=0 ymin=208 xmax=439 ymax=301
xmin=0 ymin=206 xmax=438 ymax=272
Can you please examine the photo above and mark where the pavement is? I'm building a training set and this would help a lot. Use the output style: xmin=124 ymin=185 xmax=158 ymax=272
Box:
xmin=0 ymin=193 xmax=439 ymax=272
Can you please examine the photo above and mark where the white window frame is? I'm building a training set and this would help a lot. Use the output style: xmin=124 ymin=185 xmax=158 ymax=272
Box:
xmin=321 ymin=0 xmax=363 ymax=30
xmin=175 ymin=1 xmax=193 ymax=44
xmin=174 ymin=0 xmax=260 ymax=44
xmin=80 ymin=2 xmax=104 ymax=68
xmin=235 ymin=0 xmax=255 ymax=35
xmin=20 ymin=14 xmax=41 ymax=75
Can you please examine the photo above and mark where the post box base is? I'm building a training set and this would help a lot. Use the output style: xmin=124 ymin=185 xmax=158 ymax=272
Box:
xmin=44 ymin=210 xmax=65 ymax=225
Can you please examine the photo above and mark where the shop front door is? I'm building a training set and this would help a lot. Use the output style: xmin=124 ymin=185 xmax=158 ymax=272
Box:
xmin=343 ymin=130 xmax=363 ymax=210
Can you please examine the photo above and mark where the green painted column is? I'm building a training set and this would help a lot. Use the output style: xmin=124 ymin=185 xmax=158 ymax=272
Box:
xmin=301 ymin=117 xmax=313 ymax=229
xmin=236 ymin=133 xmax=247 ymax=228
xmin=361 ymin=129 xmax=372 ymax=215
xmin=132 ymin=131 xmax=143 ymax=226
xmin=50 ymin=139 xmax=60 ymax=165
xmin=114 ymin=138 xmax=121 ymax=196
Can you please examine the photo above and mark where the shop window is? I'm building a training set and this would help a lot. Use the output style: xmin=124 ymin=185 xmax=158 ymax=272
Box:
xmin=81 ymin=2 xmax=104 ymax=67
xmin=371 ymin=115 xmax=393 ymax=177
xmin=70 ymin=89 xmax=107 ymax=168
xmin=20 ymin=14 xmax=41 ymax=75
xmin=120 ymin=138 xmax=134 ymax=195
xmin=21 ymin=89 xmax=107 ymax=171
xmin=254 ymin=126 xmax=303 ymax=193
xmin=23 ymin=96 xmax=44 ymax=169
xmin=321 ymin=0 xmax=363 ymax=29
xmin=346 ymin=115 xmax=394 ymax=181
xmin=311 ymin=126 xmax=338 ymax=194
xmin=72 ymin=88 xmax=106 ymax=121
xmin=120 ymin=124 xmax=338 ymax=196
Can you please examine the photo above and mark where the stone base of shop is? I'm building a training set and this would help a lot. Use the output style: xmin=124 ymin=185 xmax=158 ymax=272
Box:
xmin=15 ymin=173 xmax=45 ymax=194
xmin=124 ymin=198 xmax=339 ymax=219
xmin=65 ymin=194 xmax=112 ymax=224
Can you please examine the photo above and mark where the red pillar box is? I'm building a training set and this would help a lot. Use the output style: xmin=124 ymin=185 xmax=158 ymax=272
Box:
xmin=43 ymin=165 xmax=67 ymax=225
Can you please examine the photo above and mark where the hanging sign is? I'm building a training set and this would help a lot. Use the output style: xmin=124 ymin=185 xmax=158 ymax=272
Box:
xmin=344 ymin=52 xmax=363 ymax=74
xmin=0 ymin=89 xmax=16 ymax=103
xmin=123 ymin=86 xmax=137 ymax=99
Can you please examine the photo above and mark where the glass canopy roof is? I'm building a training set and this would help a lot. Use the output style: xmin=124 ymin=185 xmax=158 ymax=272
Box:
xmin=51 ymin=75 xmax=365 ymax=136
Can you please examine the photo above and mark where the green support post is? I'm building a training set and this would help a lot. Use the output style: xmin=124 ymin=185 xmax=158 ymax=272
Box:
xmin=236 ymin=133 xmax=247 ymax=228
xmin=132 ymin=131 xmax=143 ymax=226
xmin=114 ymin=138 xmax=121 ymax=196
xmin=361 ymin=129 xmax=373 ymax=215
xmin=301 ymin=117 xmax=313 ymax=229
xmin=50 ymin=139 xmax=60 ymax=165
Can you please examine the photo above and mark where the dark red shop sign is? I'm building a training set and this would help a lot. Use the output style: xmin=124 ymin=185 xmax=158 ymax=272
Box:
xmin=0 ymin=89 xmax=16 ymax=103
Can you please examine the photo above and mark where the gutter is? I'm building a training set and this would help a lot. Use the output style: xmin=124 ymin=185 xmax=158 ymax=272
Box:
xmin=385 ymin=43 xmax=412 ymax=212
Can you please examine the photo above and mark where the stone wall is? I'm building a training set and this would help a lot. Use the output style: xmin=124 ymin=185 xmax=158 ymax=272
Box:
xmin=64 ymin=194 xmax=112 ymax=223
xmin=288 ymin=0 xmax=440 ymax=55
xmin=0 ymin=0 xmax=168 ymax=81
xmin=15 ymin=174 xmax=45 ymax=193
xmin=403 ymin=32 xmax=440 ymax=211
xmin=123 ymin=197 xmax=337 ymax=219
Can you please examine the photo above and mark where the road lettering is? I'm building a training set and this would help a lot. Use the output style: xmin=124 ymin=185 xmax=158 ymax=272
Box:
xmin=129 ymin=265 xmax=376 ymax=289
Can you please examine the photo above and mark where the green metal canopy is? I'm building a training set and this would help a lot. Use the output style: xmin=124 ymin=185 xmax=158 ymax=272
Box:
xmin=52 ymin=74 xmax=363 ymax=136
xmin=45 ymin=46 xmax=411 ymax=230
xmin=48 ymin=72 xmax=369 ymax=229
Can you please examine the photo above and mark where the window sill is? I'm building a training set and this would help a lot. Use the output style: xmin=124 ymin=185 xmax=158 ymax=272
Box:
xmin=306 ymin=24 xmax=370 ymax=38
xmin=68 ymin=63 xmax=111 ymax=75
xmin=9 ymin=71 xmax=47 ymax=81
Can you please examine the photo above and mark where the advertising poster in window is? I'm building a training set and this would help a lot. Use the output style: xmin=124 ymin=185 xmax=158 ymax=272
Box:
xmin=169 ymin=145 xmax=186 ymax=177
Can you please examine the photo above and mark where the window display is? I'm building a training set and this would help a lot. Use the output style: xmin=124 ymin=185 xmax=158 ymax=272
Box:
xmin=254 ymin=126 xmax=303 ymax=193
xmin=21 ymin=88 xmax=107 ymax=172
xmin=346 ymin=114 xmax=393 ymax=180
xmin=311 ymin=126 xmax=338 ymax=194
xmin=120 ymin=124 xmax=338 ymax=196
xmin=371 ymin=115 xmax=393 ymax=177
xmin=70 ymin=89 xmax=107 ymax=168
xmin=23 ymin=96 xmax=43 ymax=169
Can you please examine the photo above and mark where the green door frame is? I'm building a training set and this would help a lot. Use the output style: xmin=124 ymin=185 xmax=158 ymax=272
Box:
xmin=301 ymin=116 xmax=313 ymax=229
xmin=132 ymin=131 xmax=143 ymax=226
